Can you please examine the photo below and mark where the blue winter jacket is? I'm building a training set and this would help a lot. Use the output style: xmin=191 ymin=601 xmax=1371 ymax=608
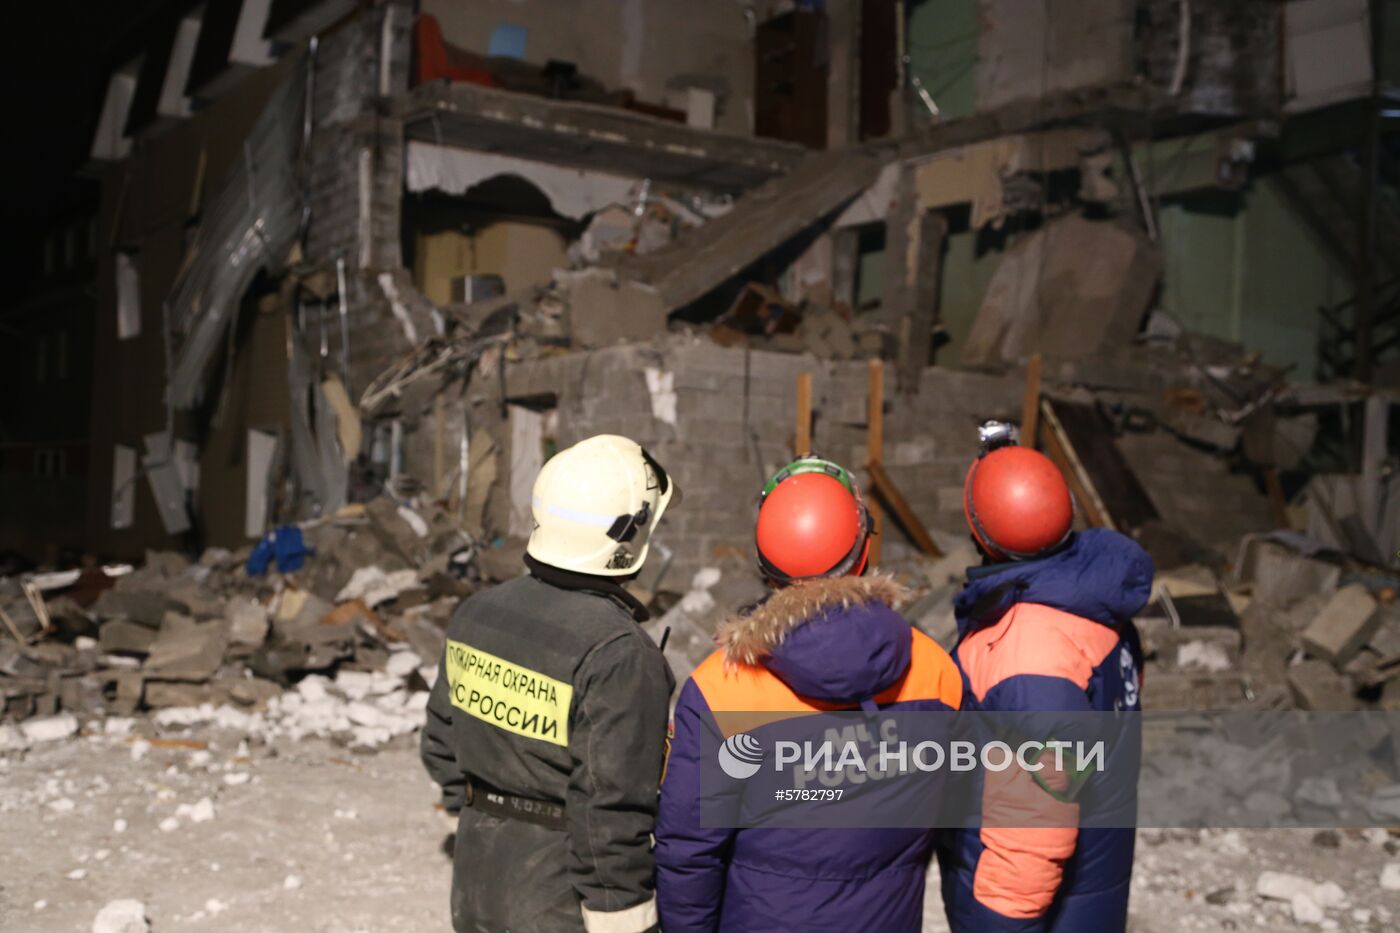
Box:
xmin=937 ymin=529 xmax=1153 ymax=933
xmin=655 ymin=574 xmax=963 ymax=933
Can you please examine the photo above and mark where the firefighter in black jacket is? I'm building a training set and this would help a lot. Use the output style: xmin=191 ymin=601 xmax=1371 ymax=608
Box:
xmin=421 ymin=434 xmax=677 ymax=933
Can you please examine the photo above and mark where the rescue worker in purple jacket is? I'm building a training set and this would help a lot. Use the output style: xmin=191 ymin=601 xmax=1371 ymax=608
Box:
xmin=655 ymin=457 xmax=963 ymax=933
xmin=937 ymin=434 xmax=1153 ymax=932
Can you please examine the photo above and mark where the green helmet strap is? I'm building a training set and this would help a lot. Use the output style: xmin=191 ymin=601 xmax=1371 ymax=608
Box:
xmin=760 ymin=456 xmax=858 ymax=500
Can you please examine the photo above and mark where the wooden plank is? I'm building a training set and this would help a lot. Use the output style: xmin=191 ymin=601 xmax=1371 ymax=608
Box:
xmin=1038 ymin=399 xmax=1116 ymax=531
xmin=1020 ymin=353 xmax=1043 ymax=446
xmin=0 ymin=604 xmax=28 ymax=644
xmin=867 ymin=359 xmax=884 ymax=567
xmin=1264 ymin=467 xmax=1290 ymax=529
xmin=795 ymin=372 xmax=813 ymax=457
xmin=868 ymin=462 xmax=943 ymax=557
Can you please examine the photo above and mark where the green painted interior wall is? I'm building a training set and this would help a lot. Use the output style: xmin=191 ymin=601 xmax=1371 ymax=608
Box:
xmin=1238 ymin=179 xmax=1349 ymax=380
xmin=906 ymin=0 xmax=978 ymax=120
xmin=1157 ymin=199 xmax=1240 ymax=339
xmin=1155 ymin=179 xmax=1351 ymax=381
xmin=935 ymin=229 xmax=1005 ymax=364
xmin=856 ymin=246 xmax=885 ymax=308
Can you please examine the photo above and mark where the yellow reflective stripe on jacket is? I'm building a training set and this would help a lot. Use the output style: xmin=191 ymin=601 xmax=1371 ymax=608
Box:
xmin=445 ymin=639 xmax=573 ymax=746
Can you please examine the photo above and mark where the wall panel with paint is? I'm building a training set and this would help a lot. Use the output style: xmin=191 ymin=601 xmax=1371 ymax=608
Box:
xmin=1155 ymin=180 xmax=1349 ymax=382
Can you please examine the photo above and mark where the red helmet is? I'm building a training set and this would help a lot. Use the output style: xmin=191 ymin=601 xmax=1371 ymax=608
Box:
xmin=756 ymin=458 xmax=872 ymax=585
xmin=963 ymin=446 xmax=1073 ymax=561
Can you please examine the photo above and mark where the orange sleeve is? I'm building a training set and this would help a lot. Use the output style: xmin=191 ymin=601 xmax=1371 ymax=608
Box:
xmin=974 ymin=764 xmax=1080 ymax=918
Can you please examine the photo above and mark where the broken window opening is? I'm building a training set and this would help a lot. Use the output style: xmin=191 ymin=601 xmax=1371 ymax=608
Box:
xmin=402 ymin=179 xmax=583 ymax=309
xmin=853 ymin=223 xmax=887 ymax=312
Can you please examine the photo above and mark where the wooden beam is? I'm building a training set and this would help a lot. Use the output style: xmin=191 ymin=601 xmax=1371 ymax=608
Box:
xmin=1020 ymin=353 xmax=1043 ymax=447
xmin=868 ymin=461 xmax=943 ymax=557
xmin=1038 ymin=398 xmax=1116 ymax=530
xmin=867 ymin=359 xmax=884 ymax=567
xmin=795 ymin=372 xmax=813 ymax=457
xmin=1263 ymin=467 xmax=1290 ymax=529
xmin=0 ymin=604 xmax=28 ymax=644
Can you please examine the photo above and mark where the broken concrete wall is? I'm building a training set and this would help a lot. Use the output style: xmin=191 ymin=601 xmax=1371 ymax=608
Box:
xmin=960 ymin=214 xmax=1162 ymax=367
xmin=423 ymin=0 xmax=755 ymax=135
xmin=1117 ymin=429 xmax=1277 ymax=554
xmin=1139 ymin=0 xmax=1282 ymax=115
xmin=449 ymin=337 xmax=1022 ymax=586
xmin=86 ymin=59 xmax=301 ymax=560
xmin=977 ymin=0 xmax=1135 ymax=111
xmin=304 ymin=4 xmax=410 ymax=270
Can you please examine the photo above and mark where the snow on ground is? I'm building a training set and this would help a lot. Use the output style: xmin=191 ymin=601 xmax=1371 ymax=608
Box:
xmin=4 ymin=715 xmax=1400 ymax=932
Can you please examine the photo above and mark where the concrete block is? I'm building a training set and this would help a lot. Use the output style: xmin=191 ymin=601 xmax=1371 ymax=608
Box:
xmin=1301 ymin=585 xmax=1380 ymax=666
xmin=1287 ymin=659 xmax=1358 ymax=711
xmin=144 ymin=614 xmax=229 ymax=681
xmin=99 ymin=620 xmax=158 ymax=655
xmin=91 ymin=590 xmax=184 ymax=628
xmin=1243 ymin=541 xmax=1341 ymax=608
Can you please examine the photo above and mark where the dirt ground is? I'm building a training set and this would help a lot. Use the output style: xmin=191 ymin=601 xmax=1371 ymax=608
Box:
xmin=3 ymin=722 xmax=1398 ymax=932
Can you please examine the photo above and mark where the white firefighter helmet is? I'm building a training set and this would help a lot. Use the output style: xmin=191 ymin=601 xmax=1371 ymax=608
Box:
xmin=526 ymin=434 xmax=678 ymax=576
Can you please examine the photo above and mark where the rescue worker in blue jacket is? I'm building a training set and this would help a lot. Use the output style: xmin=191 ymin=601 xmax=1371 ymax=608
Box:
xmin=421 ymin=435 xmax=677 ymax=933
xmin=656 ymin=457 xmax=963 ymax=933
xmin=938 ymin=433 xmax=1153 ymax=932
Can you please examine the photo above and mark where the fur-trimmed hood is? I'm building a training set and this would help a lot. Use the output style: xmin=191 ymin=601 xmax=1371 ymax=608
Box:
xmin=716 ymin=574 xmax=913 ymax=703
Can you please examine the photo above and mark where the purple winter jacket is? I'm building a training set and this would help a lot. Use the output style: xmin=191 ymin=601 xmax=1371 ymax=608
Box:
xmin=655 ymin=574 xmax=963 ymax=933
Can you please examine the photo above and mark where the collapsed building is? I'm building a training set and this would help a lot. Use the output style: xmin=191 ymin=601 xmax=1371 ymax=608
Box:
xmin=2 ymin=0 xmax=1400 ymax=735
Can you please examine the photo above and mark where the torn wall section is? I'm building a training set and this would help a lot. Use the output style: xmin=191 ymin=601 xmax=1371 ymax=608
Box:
xmin=409 ymin=336 xmax=1027 ymax=587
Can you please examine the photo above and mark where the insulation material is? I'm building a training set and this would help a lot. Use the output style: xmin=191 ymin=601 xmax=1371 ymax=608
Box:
xmin=91 ymin=67 xmax=138 ymax=160
xmin=167 ymin=61 xmax=306 ymax=408
xmin=286 ymin=333 xmax=348 ymax=518
xmin=961 ymin=214 xmax=1162 ymax=365
xmin=143 ymin=459 xmax=191 ymax=535
xmin=644 ymin=368 xmax=677 ymax=425
xmin=320 ymin=376 xmax=363 ymax=465
xmin=116 ymin=252 xmax=142 ymax=340
xmin=378 ymin=273 xmax=420 ymax=345
xmin=406 ymin=142 xmax=639 ymax=220
xmin=158 ymin=16 xmax=201 ymax=119
xmin=111 ymin=445 xmax=137 ymax=530
xmin=507 ymin=406 xmax=547 ymax=540
xmin=245 ymin=430 xmax=279 ymax=539
xmin=1284 ymin=0 xmax=1373 ymax=113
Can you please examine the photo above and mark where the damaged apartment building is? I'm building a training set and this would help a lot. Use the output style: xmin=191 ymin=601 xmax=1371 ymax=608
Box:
xmin=42 ymin=0 xmax=1397 ymax=618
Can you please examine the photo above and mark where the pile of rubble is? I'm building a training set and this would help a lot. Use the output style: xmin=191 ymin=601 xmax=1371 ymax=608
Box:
xmin=0 ymin=495 xmax=505 ymax=749
xmin=1136 ymin=534 xmax=1400 ymax=711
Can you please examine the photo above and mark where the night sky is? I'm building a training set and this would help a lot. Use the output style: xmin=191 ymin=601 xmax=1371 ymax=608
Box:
xmin=1 ymin=1 xmax=172 ymax=298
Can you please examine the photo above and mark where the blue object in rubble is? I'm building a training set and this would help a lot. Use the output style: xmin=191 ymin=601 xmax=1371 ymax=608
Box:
xmin=245 ymin=525 xmax=313 ymax=576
